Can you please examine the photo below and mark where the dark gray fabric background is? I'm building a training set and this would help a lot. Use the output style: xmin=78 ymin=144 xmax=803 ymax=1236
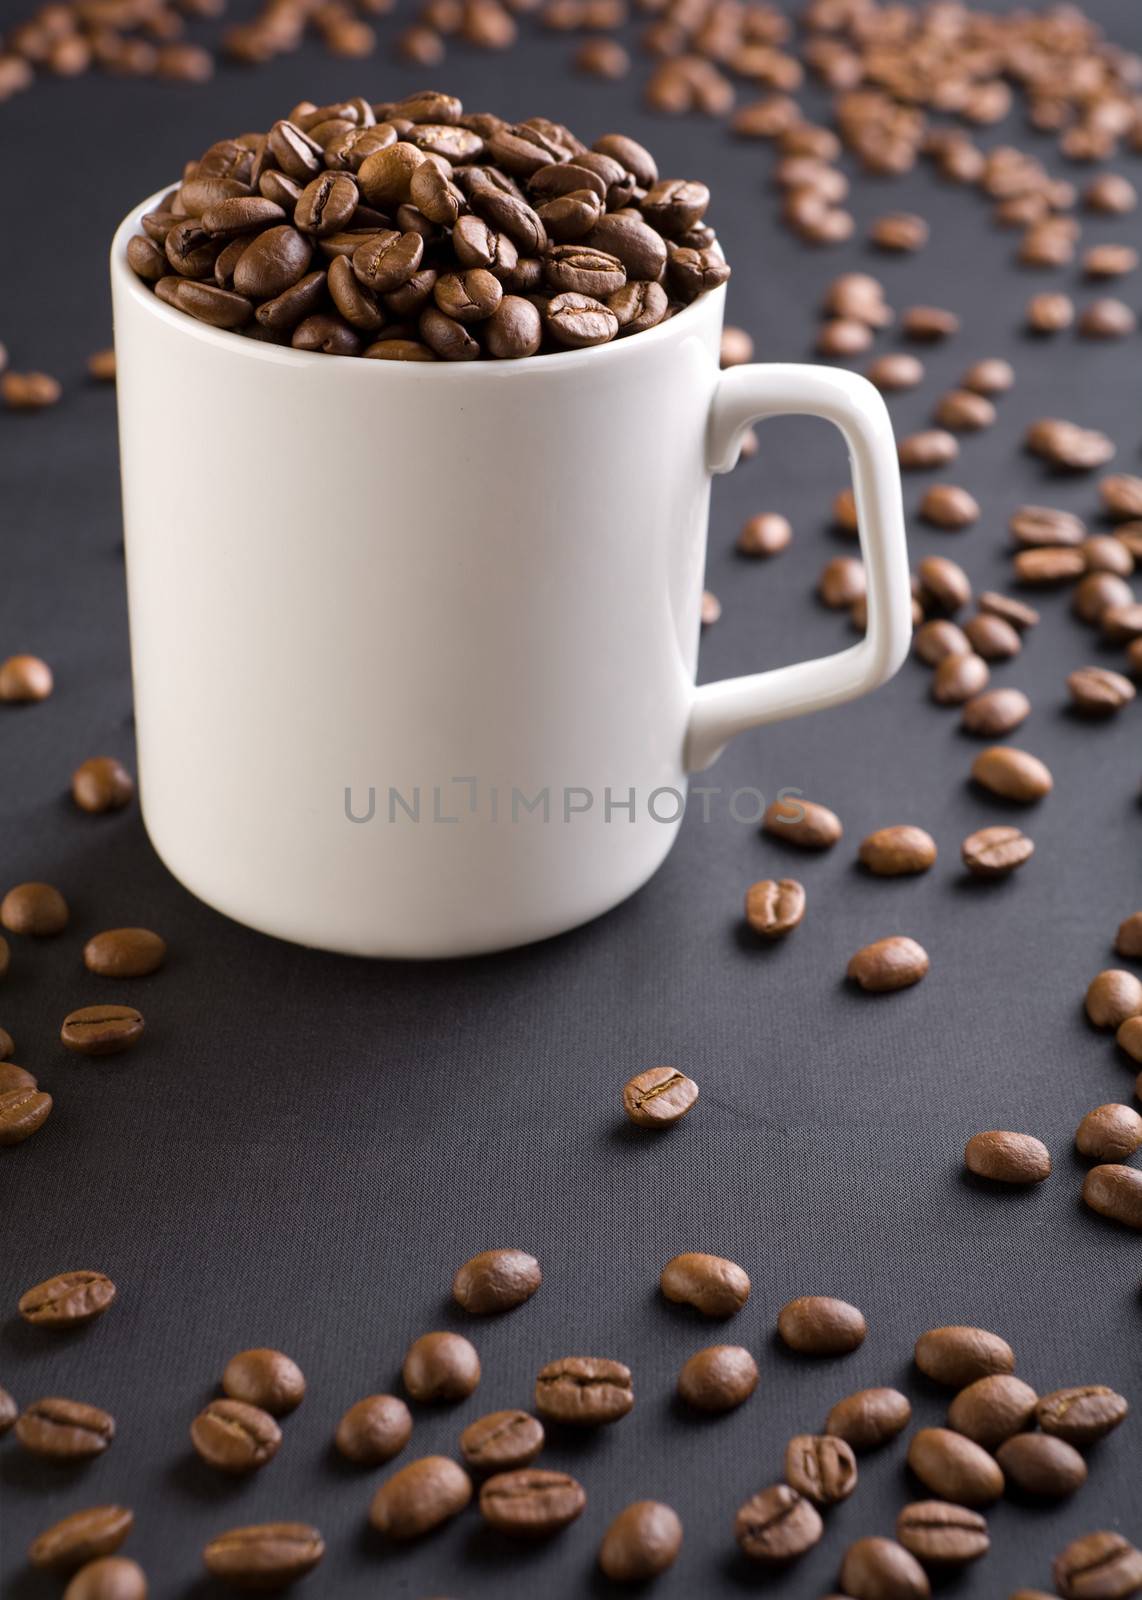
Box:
xmin=2 ymin=2 xmax=1141 ymax=1594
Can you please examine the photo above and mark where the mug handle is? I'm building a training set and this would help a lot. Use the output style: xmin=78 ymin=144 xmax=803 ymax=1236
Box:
xmin=686 ymin=363 xmax=912 ymax=772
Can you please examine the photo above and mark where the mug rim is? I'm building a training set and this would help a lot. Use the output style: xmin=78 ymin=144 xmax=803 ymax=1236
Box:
xmin=112 ymin=187 xmax=726 ymax=377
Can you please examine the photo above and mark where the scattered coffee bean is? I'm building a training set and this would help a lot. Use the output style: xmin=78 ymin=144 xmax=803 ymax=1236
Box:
xmin=762 ymin=797 xmax=842 ymax=849
xmin=914 ymin=620 xmax=970 ymax=664
xmin=737 ymin=513 xmax=791 ymax=557
xmin=1 ymin=881 xmax=69 ymax=936
xmin=899 ymin=429 xmax=959 ymax=470
xmin=0 ymin=1385 xmax=15 ymax=1435
xmin=914 ymin=1325 xmax=1015 ymax=1387
xmin=932 ymin=651 xmax=989 ymax=704
xmin=19 ymin=1270 xmax=116 ymax=1327
xmin=964 ymin=1130 xmax=1051 ymax=1186
xmin=402 ymin=1331 xmax=480 ymax=1402
xmin=720 ymin=326 xmax=753 ymax=368
xmin=1116 ymin=911 xmax=1142 ymax=957
xmin=833 ymin=486 xmax=859 ymax=533
xmin=961 ymin=825 xmax=1034 ymax=878
xmin=1010 ymin=505 xmax=1085 ymax=548
xmin=919 ymin=484 xmax=980 ymax=529
xmin=459 ymin=1409 xmax=543 ymax=1472
xmin=622 ymin=1066 xmax=699 ymax=1128
xmin=1025 ymin=417 xmax=1115 ymax=472
xmin=961 ymin=357 xmax=1014 ymax=395
xmin=840 ymin=1536 xmax=930 ymax=1599
xmin=369 ymin=1454 xmax=472 ymax=1539
xmin=202 ymin=1523 xmax=325 ymax=1587
xmin=660 ymin=1252 xmax=750 ymax=1317
xmin=817 ymin=318 xmax=872 ymax=357
xmin=1036 ymin=1385 xmax=1130 ymax=1445
xmin=907 ymin=1426 xmax=1005 ymax=1505
xmin=62 ymin=1556 xmax=147 ymax=1600
xmin=1086 ymin=969 xmax=1142 ymax=1028
xmin=335 ymin=1394 xmax=412 ymax=1464
xmin=1082 ymin=1162 xmax=1142 ymax=1229
xmin=1069 ymin=666 xmax=1136 ymax=714
xmin=17 ymin=1398 xmax=115 ymax=1460
xmin=1083 ymin=243 xmax=1138 ymax=278
xmin=847 ymin=936 xmax=929 ymax=993
xmin=896 ymin=1501 xmax=989 ymax=1564
xmin=871 ymin=212 xmax=928 ymax=252
xmin=3 ymin=372 xmax=62 ymax=409
xmin=1053 ymin=1532 xmax=1142 ymax=1600
xmin=0 ymin=1027 xmax=13 ymax=1060
xmin=700 ymin=589 xmax=721 ymax=626
xmin=825 ymin=1386 xmax=911 ymax=1451
xmin=479 ymin=1467 xmax=586 ymax=1536
xmin=1118 ymin=1015 xmax=1142 ymax=1061
xmin=784 ymin=1433 xmax=857 ymax=1505
xmin=452 ymin=1248 xmax=541 ymax=1314
xmin=858 ymin=826 xmax=937 ymax=876
xmin=935 ymin=389 xmax=996 ymax=432
xmin=868 ymin=353 xmax=924 ymax=391
xmin=980 ymin=591 xmax=1039 ymax=630
xmin=72 ymin=758 xmax=134 ymax=813
xmin=962 ymin=687 xmax=1032 ymax=737
xmin=964 ymin=614 xmax=1021 ymax=661
xmin=60 ymin=1005 xmax=144 ymax=1057
xmin=947 ymin=1372 xmax=1038 ymax=1447
xmin=1079 ymin=296 xmax=1137 ymax=338
xmin=677 ymin=1344 xmax=757 ymax=1412
xmin=28 ymin=1507 xmax=134 ymax=1574
xmin=777 ymin=1296 xmax=866 ymax=1355
xmin=996 ymin=1432 xmax=1087 ymax=1498
xmin=598 ymin=1500 xmax=682 ymax=1581
xmin=1026 ymin=291 xmax=1074 ymax=332
xmin=918 ymin=555 xmax=970 ymax=614
xmin=971 ymin=746 xmax=1053 ymax=803
xmin=535 ymin=1356 xmax=633 ymax=1425
xmin=87 ymin=349 xmax=117 ymax=384
xmin=222 ymin=1348 xmax=305 ymax=1415
xmin=1102 ymin=601 xmax=1142 ymax=642
xmin=1085 ymin=173 xmax=1137 ymax=214
xmin=190 ymin=1398 xmax=280 ymax=1473
xmin=734 ymin=1483 xmax=823 ymax=1564
xmin=824 ymin=274 xmax=891 ymax=326
xmin=819 ymin=555 xmax=866 ymax=608
xmin=0 ymin=1085 xmax=52 ymax=1145
xmin=903 ymin=305 xmax=958 ymax=341
xmin=744 ymin=878 xmax=805 ymax=939
xmin=1082 ymin=535 xmax=1133 ymax=576
xmin=83 ymin=929 xmax=166 ymax=978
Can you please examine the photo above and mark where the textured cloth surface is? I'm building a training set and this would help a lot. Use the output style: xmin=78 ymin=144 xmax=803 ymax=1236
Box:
xmin=2 ymin=4 xmax=1142 ymax=1596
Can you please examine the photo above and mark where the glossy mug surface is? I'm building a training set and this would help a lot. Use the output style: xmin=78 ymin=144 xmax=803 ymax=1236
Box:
xmin=111 ymin=191 xmax=912 ymax=958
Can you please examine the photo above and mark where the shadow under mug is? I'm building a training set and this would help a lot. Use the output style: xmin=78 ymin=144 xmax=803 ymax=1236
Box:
xmin=111 ymin=190 xmax=912 ymax=959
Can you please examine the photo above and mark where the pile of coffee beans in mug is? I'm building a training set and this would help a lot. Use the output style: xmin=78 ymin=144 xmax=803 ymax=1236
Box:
xmin=124 ymin=91 xmax=730 ymax=361
xmin=8 ymin=1253 xmax=1137 ymax=1593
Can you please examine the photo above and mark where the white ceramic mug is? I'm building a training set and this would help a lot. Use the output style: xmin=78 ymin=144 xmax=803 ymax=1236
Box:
xmin=111 ymin=190 xmax=912 ymax=959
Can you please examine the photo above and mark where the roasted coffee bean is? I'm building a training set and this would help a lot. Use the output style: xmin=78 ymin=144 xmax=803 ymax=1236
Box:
xmin=172 ymin=278 xmax=254 ymax=333
xmin=256 ymin=271 xmax=328 ymax=333
xmin=479 ymin=1468 xmax=586 ymax=1537
xmin=0 ymin=1030 xmax=17 ymax=1064
xmin=598 ymin=1501 xmax=682 ymax=1581
xmin=200 ymin=196 xmax=286 ymax=235
xmin=0 ymin=1085 xmax=52 ymax=1144
xmin=744 ymin=878 xmax=805 ymax=939
xmin=847 ymin=937 xmax=929 ymax=993
xmin=961 ymin=358 xmax=1014 ymax=395
xmin=202 ymin=1523 xmax=325 ymax=1586
xmin=738 ymin=513 xmax=792 ymax=557
xmin=1068 ymin=666 xmax=1136 ymax=714
xmin=868 ymin=353 xmax=924 ymax=391
xmin=660 ymin=1253 xmax=750 ymax=1317
xmin=914 ymin=620 xmax=970 ymax=664
xmin=452 ymin=1249 xmax=540 ymax=1314
xmin=962 ymin=825 xmax=1034 ymax=878
xmin=1116 ymin=912 xmax=1142 ymax=959
xmin=1102 ymin=602 xmax=1142 ymax=642
xmin=819 ymin=555 xmax=865 ymax=607
xmin=824 ymin=273 xmax=891 ymax=327
xmin=28 ymin=1507 xmax=134 ymax=1574
xmin=1026 ymin=418 xmax=1115 ymax=472
xmin=1077 ymin=1104 xmax=1142 ymax=1163
xmin=677 ymin=1344 xmax=758 ymax=1412
xmin=825 ymin=1387 xmax=911 ymax=1451
xmin=535 ymin=1356 xmax=633 ymax=1425
xmin=948 ymin=1373 xmax=1038 ymax=1447
xmin=1 ymin=881 xmax=69 ymax=936
xmin=720 ymin=326 xmax=753 ymax=368
xmin=1084 ymin=244 xmax=1138 ymax=278
xmin=222 ymin=1348 xmax=305 ymax=1415
xmin=230 ymin=225 xmax=313 ymax=299
xmin=971 ymin=746 xmax=1053 ymax=803
xmin=961 ymin=687 xmax=1031 ymax=737
xmin=1086 ymin=970 xmax=1142 ymax=1029
xmin=762 ymin=797 xmax=842 ymax=849
xmin=1037 ymin=1386 xmax=1129 ymax=1445
xmin=1080 ymin=298 xmax=1137 ymax=338
xmin=841 ymin=1537 xmax=930 ymax=1599
xmin=0 ymin=1385 xmax=16 ymax=1435
xmin=127 ymin=235 xmax=167 ymax=282
xmin=83 ymin=929 xmax=167 ymax=978
xmin=936 ymin=389 xmax=996 ymax=432
xmin=60 ymin=1004 xmax=144 ymax=1058
xmin=903 ymin=305 xmax=958 ymax=341
xmin=607 ymin=279 xmax=668 ymax=336
xmin=1053 ymin=1532 xmax=1142 ymax=1600
xmin=918 ymin=555 xmax=970 ymax=613
xmin=964 ymin=1131 xmax=1051 ymax=1186
xmin=483 ymin=295 xmax=542 ymax=359
xmin=933 ymin=652 xmax=989 ymax=704
xmin=293 ymin=172 xmax=359 ymax=237
xmin=996 ymin=1432 xmax=1087 ymax=1498
xmin=545 ymin=291 xmax=619 ymax=348
xmin=833 ymin=487 xmax=859 ymax=533
xmin=369 ymin=1455 xmax=472 ymax=1538
xmin=0 ymin=653 xmax=53 ymax=701
xmin=1082 ymin=1163 xmax=1142 ymax=1229
xmin=3 ymin=371 xmax=62 ymax=409
xmin=17 ymin=1398 xmax=115 ymax=1459
xmin=871 ymin=212 xmax=928 ymax=251
xmin=622 ymin=1066 xmax=698 ymax=1127
xmin=784 ymin=1433 xmax=857 ymax=1505
xmin=353 ymin=230 xmax=424 ymax=294
xmin=190 ymin=1398 xmax=280 ymax=1475
xmin=165 ymin=219 xmax=222 ymax=278
xmin=899 ymin=430 xmax=959 ymax=470
xmin=1085 ymin=173 xmax=1137 ymax=215
xmin=418 ymin=307 xmax=480 ymax=361
xmin=818 ymin=318 xmax=873 ymax=357
xmin=19 ymin=1271 xmax=116 ymax=1327
xmin=325 ymin=255 xmax=383 ymax=331
xmin=72 ymin=757 xmax=134 ymax=814
xmin=403 ymin=1331 xmax=480 ymax=1402
xmin=535 ymin=188 xmax=604 ymax=242
xmin=460 ymin=1409 xmax=543 ymax=1472
xmin=980 ymin=592 xmax=1040 ymax=630
xmin=735 ymin=1484 xmax=822 ymax=1564
xmin=858 ymin=826 xmax=937 ymax=877
xmin=1075 ymin=572 xmax=1132 ymax=626
xmin=434 ymin=269 xmax=502 ymax=323
xmin=920 ymin=484 xmax=980 ymax=529
xmin=907 ymin=1427 xmax=1004 ymax=1505
xmin=292 ymin=314 xmax=361 ymax=355
xmin=62 ymin=1557 xmax=147 ymax=1600
xmin=1082 ymin=535 xmax=1134 ymax=576
xmin=777 ymin=1296 xmax=865 ymax=1355
xmin=335 ymin=1394 xmax=412 ymax=1464
xmin=964 ymin=613 xmax=1022 ymax=660
xmin=915 ymin=1328 xmax=1013 ymax=1391
xmin=1010 ymin=506 xmax=1085 ymax=548
xmin=897 ymin=1502 xmax=988 ymax=1565
xmin=1119 ymin=1016 xmax=1142 ymax=1062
